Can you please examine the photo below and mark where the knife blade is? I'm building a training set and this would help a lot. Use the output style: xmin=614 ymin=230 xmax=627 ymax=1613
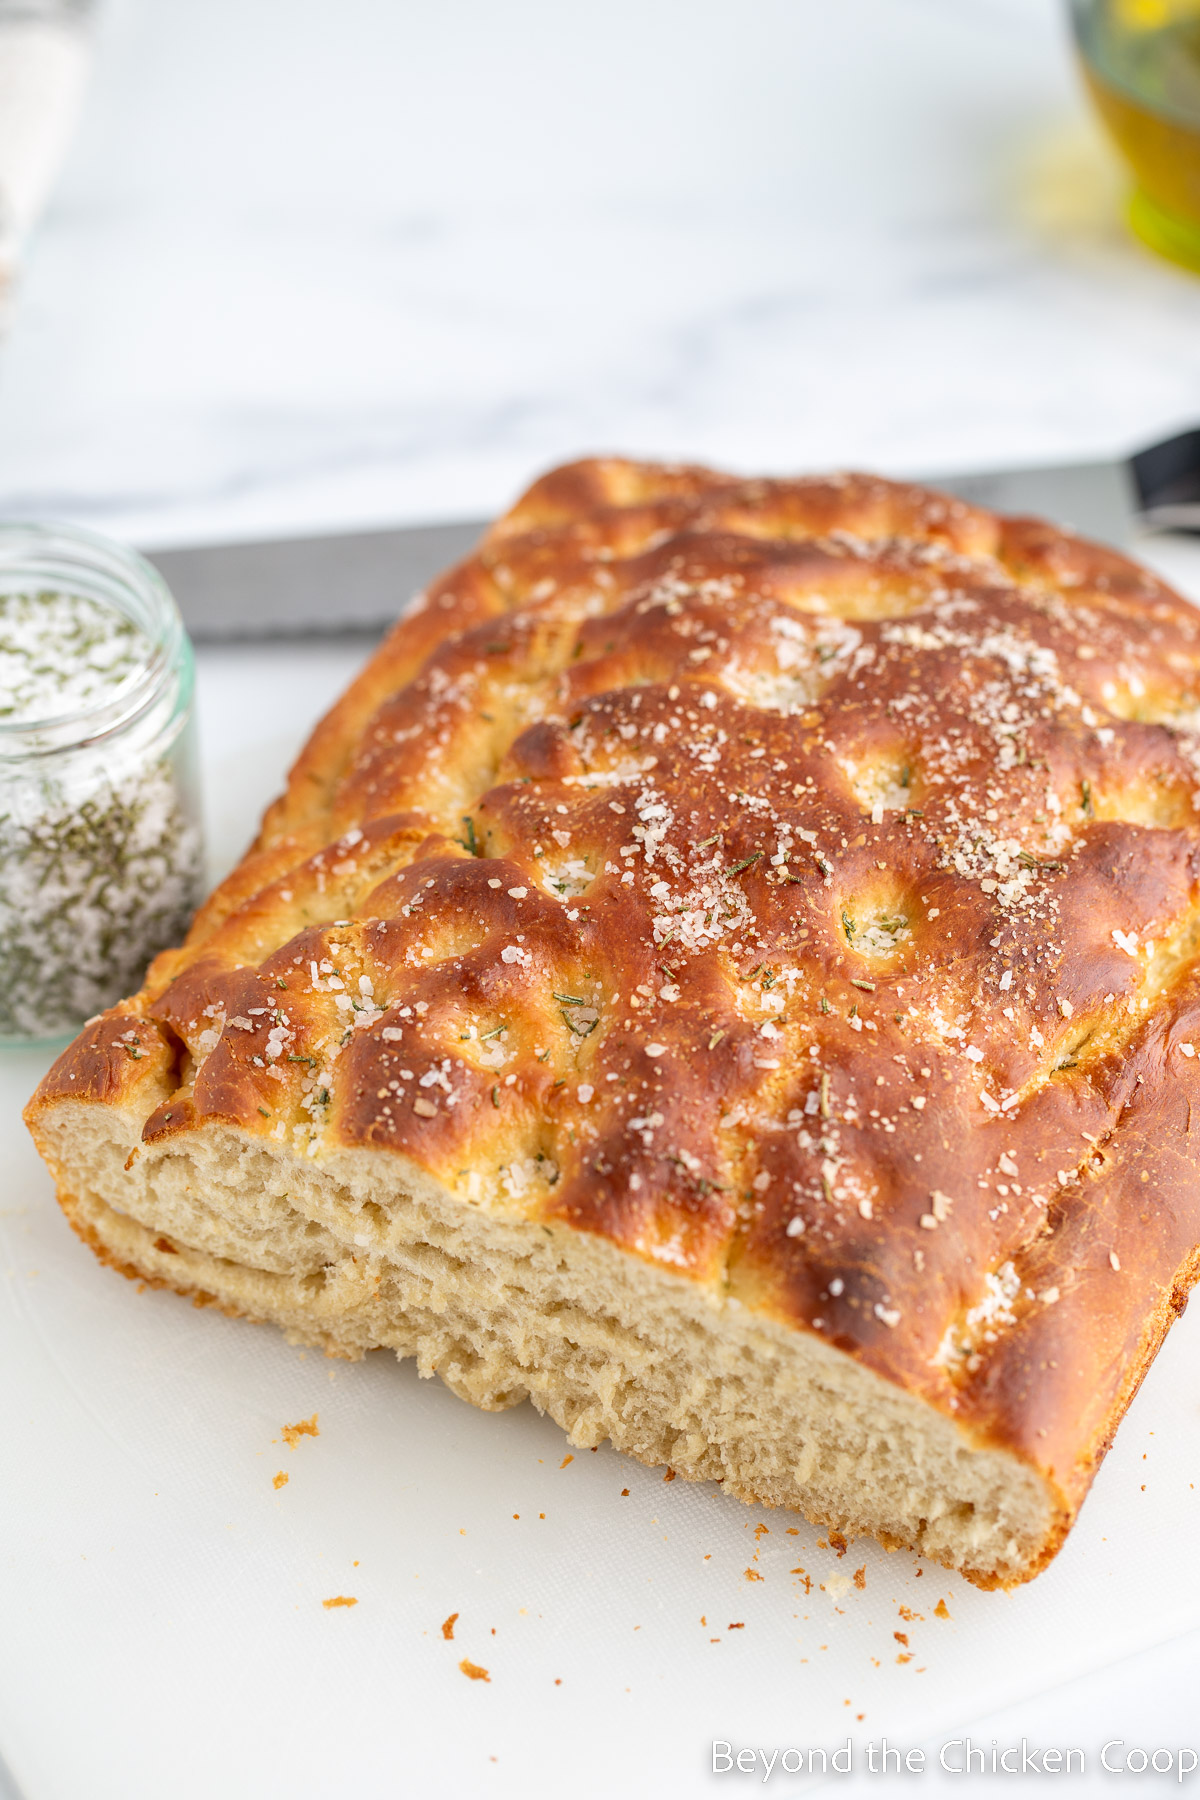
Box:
xmin=144 ymin=429 xmax=1200 ymax=642
xmin=927 ymin=457 xmax=1141 ymax=548
xmin=145 ymin=515 xmax=489 ymax=643
xmin=930 ymin=430 xmax=1200 ymax=545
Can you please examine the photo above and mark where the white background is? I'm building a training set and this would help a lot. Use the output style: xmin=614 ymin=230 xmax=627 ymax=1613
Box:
xmin=3 ymin=2 xmax=1200 ymax=1794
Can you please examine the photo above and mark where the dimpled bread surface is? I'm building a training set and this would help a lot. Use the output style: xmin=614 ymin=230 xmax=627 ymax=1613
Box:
xmin=26 ymin=457 xmax=1200 ymax=1588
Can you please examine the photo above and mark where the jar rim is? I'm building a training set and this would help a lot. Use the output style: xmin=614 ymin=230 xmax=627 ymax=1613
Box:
xmin=0 ymin=521 xmax=189 ymax=753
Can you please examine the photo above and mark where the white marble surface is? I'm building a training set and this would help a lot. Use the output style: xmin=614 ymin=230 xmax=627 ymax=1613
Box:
xmin=4 ymin=1 xmax=1200 ymax=1794
xmin=2 ymin=0 xmax=1200 ymax=547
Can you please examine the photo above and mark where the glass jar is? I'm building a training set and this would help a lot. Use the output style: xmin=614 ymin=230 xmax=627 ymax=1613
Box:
xmin=0 ymin=523 xmax=204 ymax=1045
xmin=1071 ymin=0 xmax=1200 ymax=274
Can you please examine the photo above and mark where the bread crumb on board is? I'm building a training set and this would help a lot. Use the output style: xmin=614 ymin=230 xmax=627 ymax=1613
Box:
xmin=459 ymin=1658 xmax=490 ymax=1682
xmin=441 ymin=1612 xmax=459 ymax=1641
xmin=272 ymin=1471 xmax=288 ymax=1490
xmin=281 ymin=1413 xmax=319 ymax=1449
xmin=322 ymin=1595 xmax=357 ymax=1609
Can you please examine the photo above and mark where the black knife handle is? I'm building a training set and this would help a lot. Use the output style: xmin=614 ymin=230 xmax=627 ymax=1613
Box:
xmin=1131 ymin=429 xmax=1200 ymax=533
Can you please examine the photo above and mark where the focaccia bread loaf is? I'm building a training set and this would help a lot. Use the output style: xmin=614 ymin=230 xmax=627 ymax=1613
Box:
xmin=26 ymin=458 xmax=1200 ymax=1588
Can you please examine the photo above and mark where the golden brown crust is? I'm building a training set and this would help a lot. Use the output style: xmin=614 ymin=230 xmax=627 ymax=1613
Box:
xmin=28 ymin=457 xmax=1200 ymax=1573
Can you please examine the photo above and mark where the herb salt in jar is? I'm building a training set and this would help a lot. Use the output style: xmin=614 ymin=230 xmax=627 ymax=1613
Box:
xmin=0 ymin=524 xmax=204 ymax=1044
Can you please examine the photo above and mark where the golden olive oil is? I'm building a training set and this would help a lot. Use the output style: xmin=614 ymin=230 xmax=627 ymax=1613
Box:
xmin=1073 ymin=0 xmax=1200 ymax=269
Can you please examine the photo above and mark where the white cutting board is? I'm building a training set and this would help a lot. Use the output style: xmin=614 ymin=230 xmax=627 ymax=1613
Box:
xmin=4 ymin=589 xmax=1200 ymax=1800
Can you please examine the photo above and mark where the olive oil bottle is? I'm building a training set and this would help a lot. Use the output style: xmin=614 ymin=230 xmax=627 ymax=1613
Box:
xmin=1072 ymin=0 xmax=1200 ymax=271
